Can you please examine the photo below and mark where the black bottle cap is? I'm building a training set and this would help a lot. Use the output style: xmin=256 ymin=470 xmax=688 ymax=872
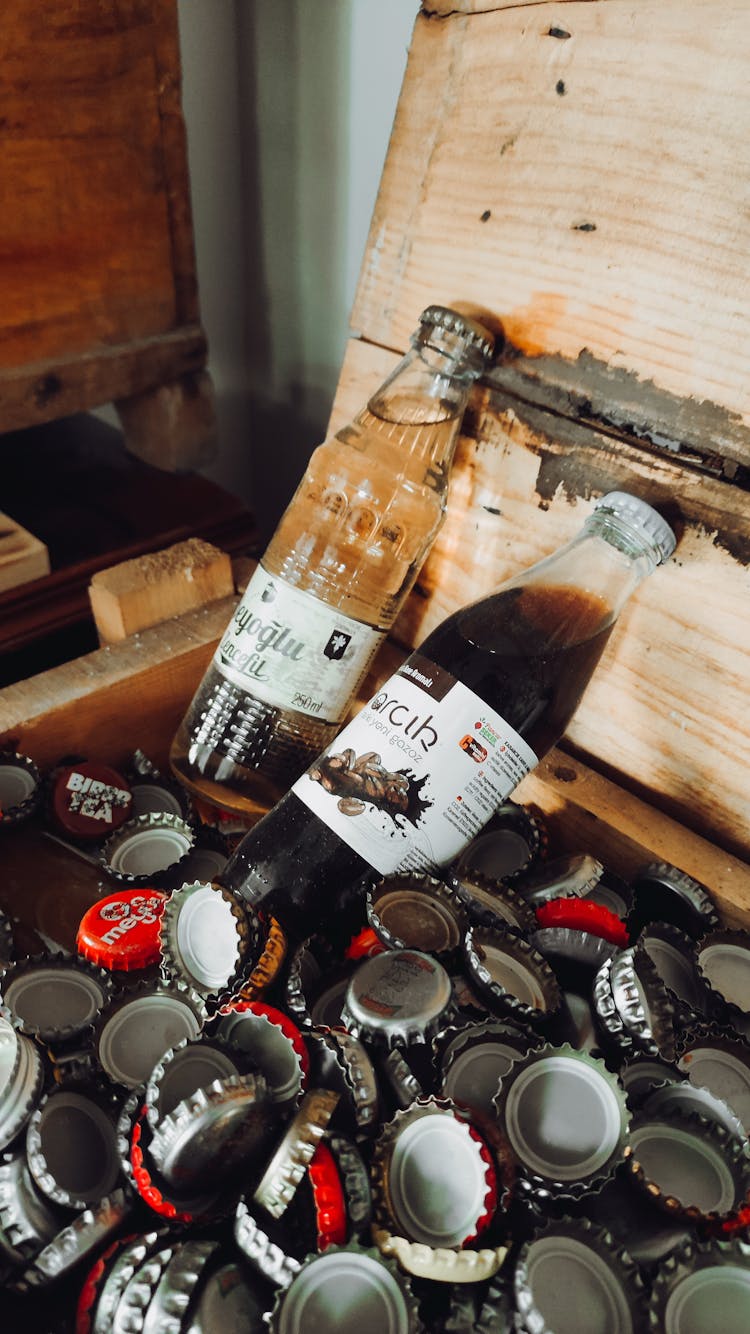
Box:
xmin=628 ymin=861 xmax=720 ymax=939
xmin=444 ymin=869 xmax=538 ymax=936
xmin=515 ymin=853 xmax=604 ymax=908
xmin=0 ymin=753 xmax=42 ymax=828
xmin=0 ymin=951 xmax=114 ymax=1045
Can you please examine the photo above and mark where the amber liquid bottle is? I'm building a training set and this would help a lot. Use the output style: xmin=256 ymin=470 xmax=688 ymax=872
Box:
xmin=170 ymin=307 xmax=494 ymax=819
xmin=219 ymin=492 xmax=675 ymax=941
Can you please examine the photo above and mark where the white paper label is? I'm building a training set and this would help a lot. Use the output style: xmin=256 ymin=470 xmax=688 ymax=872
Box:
xmin=212 ymin=565 xmax=383 ymax=721
xmin=292 ymin=653 xmax=539 ymax=875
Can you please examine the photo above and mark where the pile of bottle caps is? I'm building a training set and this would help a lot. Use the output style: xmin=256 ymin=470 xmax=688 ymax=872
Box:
xmin=1 ymin=747 xmax=750 ymax=1332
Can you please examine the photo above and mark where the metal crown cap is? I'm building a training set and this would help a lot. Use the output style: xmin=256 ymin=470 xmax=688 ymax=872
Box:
xmin=416 ymin=305 xmax=496 ymax=365
xmin=593 ymin=491 xmax=676 ymax=562
xmin=514 ymin=1216 xmax=647 ymax=1334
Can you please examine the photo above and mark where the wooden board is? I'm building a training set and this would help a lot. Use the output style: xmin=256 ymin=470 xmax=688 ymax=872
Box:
xmin=352 ymin=0 xmax=750 ymax=471
xmin=0 ymin=0 xmax=207 ymax=446
xmin=0 ymin=511 xmax=49 ymax=593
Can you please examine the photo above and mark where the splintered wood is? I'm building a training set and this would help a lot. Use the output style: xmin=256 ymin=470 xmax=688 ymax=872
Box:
xmin=0 ymin=511 xmax=50 ymax=593
xmin=88 ymin=538 xmax=234 ymax=643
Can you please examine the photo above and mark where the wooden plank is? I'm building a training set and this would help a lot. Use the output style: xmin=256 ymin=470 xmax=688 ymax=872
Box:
xmin=329 ymin=335 xmax=750 ymax=865
xmin=0 ymin=0 xmax=198 ymax=375
xmin=0 ymin=511 xmax=49 ymax=593
xmin=0 ymin=327 xmax=206 ymax=435
xmin=88 ymin=538 xmax=234 ymax=643
xmin=352 ymin=1 xmax=750 ymax=467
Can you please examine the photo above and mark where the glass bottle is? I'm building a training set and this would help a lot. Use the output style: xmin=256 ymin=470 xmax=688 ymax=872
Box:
xmin=170 ymin=307 xmax=495 ymax=818
xmin=218 ymin=492 xmax=676 ymax=942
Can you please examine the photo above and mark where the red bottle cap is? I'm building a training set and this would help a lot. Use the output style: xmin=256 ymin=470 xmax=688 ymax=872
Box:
xmin=52 ymin=762 xmax=133 ymax=841
xmin=77 ymin=889 xmax=167 ymax=971
xmin=535 ymin=897 xmax=629 ymax=948
xmin=308 ymin=1142 xmax=348 ymax=1250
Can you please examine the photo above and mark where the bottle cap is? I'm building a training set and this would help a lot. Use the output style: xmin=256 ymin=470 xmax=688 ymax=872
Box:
xmin=371 ymin=1097 xmax=497 ymax=1248
xmin=341 ymin=949 xmax=456 ymax=1049
xmin=325 ymin=1133 xmax=373 ymax=1239
xmin=344 ymin=927 xmax=387 ymax=961
xmin=0 ymin=951 xmax=114 ymax=1043
xmin=583 ymin=866 xmax=634 ymax=919
xmin=493 ymin=1042 xmax=630 ymax=1197
xmin=436 ymin=1018 xmax=543 ymax=1121
xmin=647 ymin=1236 xmax=750 ymax=1332
xmin=138 ymin=1238 xmax=219 ymax=1334
xmin=416 ymin=305 xmax=496 ymax=366
xmin=146 ymin=1074 xmax=273 ymax=1194
xmin=101 ymin=1243 xmax=176 ymax=1328
xmin=626 ymin=1105 xmax=750 ymax=1227
xmin=100 ymin=813 xmax=195 ymax=886
xmin=266 ymin=1242 xmax=423 ymax=1334
xmin=618 ymin=1051 xmax=685 ymax=1107
xmin=531 ymin=924 xmax=619 ymax=981
xmin=159 ymin=881 xmax=258 ymax=999
xmin=452 ymin=800 xmax=549 ymax=882
xmin=0 ymin=1148 xmax=61 ymax=1263
xmin=234 ymin=915 xmax=288 ymax=1002
xmin=252 ymin=1088 xmax=340 ymax=1220
xmin=11 ymin=1189 xmax=131 ymax=1292
xmin=77 ymin=888 xmax=167 ymax=972
xmin=696 ymin=928 xmax=750 ymax=1027
xmin=308 ymin=1141 xmax=348 ymax=1250
xmin=445 ymin=869 xmax=538 ymax=935
xmin=377 ymin=1048 xmax=425 ymax=1112
xmin=284 ymin=937 xmax=355 ymax=1031
xmin=185 ymin=1254 xmax=273 ymax=1334
xmin=644 ymin=1077 xmax=747 ymax=1143
xmin=144 ymin=1036 xmax=243 ymax=1127
xmin=0 ymin=1028 xmax=45 ymax=1151
xmin=94 ymin=981 xmax=208 ymax=1088
xmin=0 ymin=753 xmax=42 ymax=827
xmin=51 ymin=762 xmax=133 ymax=842
xmin=175 ymin=829 xmax=230 ymax=886
xmin=304 ymin=1026 xmax=380 ymax=1136
xmin=676 ymin=1024 xmax=750 ymax=1136
xmin=610 ymin=944 xmax=677 ymax=1059
xmin=515 ymin=853 xmax=604 ymax=907
xmin=25 ymin=1087 xmax=122 ymax=1208
xmin=535 ymin=897 xmax=629 ymax=948
xmin=593 ymin=491 xmax=677 ymax=563
xmin=373 ymin=1226 xmax=507 ymax=1284
xmin=463 ymin=926 xmax=562 ymax=1026
xmin=635 ymin=921 xmax=706 ymax=1020
xmin=233 ymin=1200 xmax=303 ymax=1289
xmin=129 ymin=774 xmax=191 ymax=822
xmin=629 ymin=860 xmax=720 ymax=939
xmin=127 ymin=1102 xmax=222 ymax=1223
xmin=579 ymin=1170 xmax=694 ymax=1278
xmin=78 ymin=1230 xmax=167 ymax=1334
xmin=366 ymin=874 xmax=468 ymax=958
xmin=214 ymin=1001 xmax=308 ymax=1106
xmin=513 ymin=1217 xmax=647 ymax=1334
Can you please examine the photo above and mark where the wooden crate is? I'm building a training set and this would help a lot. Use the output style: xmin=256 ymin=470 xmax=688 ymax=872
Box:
xmin=1 ymin=0 xmax=749 ymax=940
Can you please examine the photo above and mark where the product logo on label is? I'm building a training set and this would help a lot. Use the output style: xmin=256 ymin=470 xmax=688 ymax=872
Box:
xmin=369 ymin=689 xmax=438 ymax=753
xmin=324 ymin=630 xmax=352 ymax=661
xmin=65 ymin=772 xmax=130 ymax=823
xmin=219 ymin=602 xmax=307 ymax=684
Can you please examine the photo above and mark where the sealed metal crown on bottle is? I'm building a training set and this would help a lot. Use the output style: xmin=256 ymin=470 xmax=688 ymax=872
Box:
xmin=170 ymin=307 xmax=495 ymax=820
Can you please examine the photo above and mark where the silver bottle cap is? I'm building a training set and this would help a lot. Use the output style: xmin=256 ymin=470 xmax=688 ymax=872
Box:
xmin=109 ymin=1243 xmax=176 ymax=1331
xmin=341 ymin=949 xmax=455 ymax=1049
xmin=647 ymin=1236 xmax=750 ymax=1332
xmin=453 ymin=799 xmax=548 ymax=882
xmin=593 ymin=491 xmax=676 ymax=562
xmin=84 ymin=1230 xmax=165 ymax=1334
xmin=417 ymin=305 xmax=496 ymax=365
xmin=140 ymin=1238 xmax=218 ymax=1334
xmin=185 ymin=1255 xmax=271 ymax=1334
xmin=0 ymin=1149 xmax=60 ymax=1262
xmin=676 ymin=1025 xmax=750 ymax=1135
xmin=233 ymin=1199 xmax=302 ymax=1289
xmin=366 ymin=874 xmax=468 ymax=957
xmin=493 ymin=1042 xmax=630 ymax=1196
xmin=636 ymin=922 xmax=705 ymax=1015
xmin=437 ymin=1018 xmax=543 ymax=1121
xmin=145 ymin=1036 xmax=242 ymax=1127
xmin=267 ymin=1243 xmax=423 ymax=1334
xmin=1 ymin=952 xmax=114 ymax=1044
xmin=627 ymin=1106 xmax=750 ymax=1227
xmin=696 ymin=927 xmax=750 ymax=1023
xmin=305 ymin=1026 xmax=380 ymax=1134
xmin=214 ymin=1001 xmax=308 ymax=1106
xmin=160 ymin=881 xmax=257 ymax=999
xmin=516 ymin=853 xmax=604 ymax=907
xmin=95 ymin=980 xmax=208 ymax=1088
xmin=0 ymin=752 xmax=41 ymax=826
xmin=101 ymin=812 xmax=195 ymax=886
xmin=12 ymin=1189 xmax=131 ymax=1291
xmin=371 ymin=1097 xmax=497 ymax=1248
xmin=147 ymin=1073 xmax=272 ymax=1192
xmin=0 ymin=1028 xmax=45 ymax=1150
xmin=463 ymin=925 xmax=562 ymax=1024
xmin=514 ymin=1217 xmax=647 ymax=1334
xmin=25 ymin=1087 xmax=122 ymax=1208
xmin=252 ymin=1088 xmax=339 ymax=1220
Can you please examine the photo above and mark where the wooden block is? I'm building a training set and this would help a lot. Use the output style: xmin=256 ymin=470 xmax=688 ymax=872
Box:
xmin=88 ymin=537 xmax=234 ymax=643
xmin=0 ymin=510 xmax=50 ymax=593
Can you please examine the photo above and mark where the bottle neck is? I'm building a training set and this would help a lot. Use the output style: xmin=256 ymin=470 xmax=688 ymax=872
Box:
xmin=504 ymin=513 xmax=662 ymax=624
xmin=365 ymin=337 xmax=480 ymax=427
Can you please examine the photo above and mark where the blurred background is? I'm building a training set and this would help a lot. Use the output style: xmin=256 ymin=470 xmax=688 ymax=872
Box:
xmin=178 ymin=0 xmax=417 ymax=539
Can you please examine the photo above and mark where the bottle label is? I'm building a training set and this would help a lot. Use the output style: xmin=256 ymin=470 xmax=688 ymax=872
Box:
xmin=292 ymin=653 xmax=539 ymax=875
xmin=212 ymin=565 xmax=383 ymax=721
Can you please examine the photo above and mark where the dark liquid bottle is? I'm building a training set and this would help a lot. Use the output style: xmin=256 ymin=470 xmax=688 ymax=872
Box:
xmin=219 ymin=492 xmax=675 ymax=942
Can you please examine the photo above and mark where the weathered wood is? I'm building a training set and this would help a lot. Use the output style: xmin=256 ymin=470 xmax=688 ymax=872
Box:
xmin=0 ymin=511 xmax=49 ymax=593
xmin=88 ymin=538 xmax=234 ymax=643
xmin=353 ymin=1 xmax=750 ymax=468
xmin=0 ymin=0 xmax=209 ymax=455
xmin=328 ymin=336 xmax=750 ymax=865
